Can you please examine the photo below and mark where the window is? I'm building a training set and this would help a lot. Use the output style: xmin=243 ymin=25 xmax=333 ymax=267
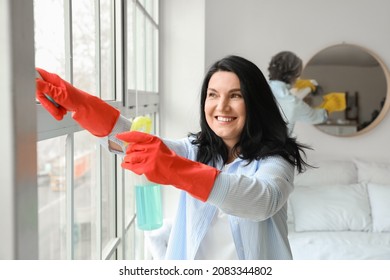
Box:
xmin=35 ymin=0 xmax=159 ymax=260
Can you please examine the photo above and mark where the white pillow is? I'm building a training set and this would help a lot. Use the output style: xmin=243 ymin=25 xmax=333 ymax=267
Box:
xmin=294 ymin=160 xmax=357 ymax=186
xmin=290 ymin=183 xmax=371 ymax=232
xmin=367 ymin=183 xmax=390 ymax=232
xmin=355 ymin=159 xmax=390 ymax=185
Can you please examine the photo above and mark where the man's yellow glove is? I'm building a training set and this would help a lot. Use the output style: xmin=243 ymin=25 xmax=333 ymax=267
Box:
xmin=293 ymin=79 xmax=317 ymax=92
xmin=317 ymin=92 xmax=347 ymax=114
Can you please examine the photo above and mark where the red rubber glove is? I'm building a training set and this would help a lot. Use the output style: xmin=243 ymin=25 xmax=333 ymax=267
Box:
xmin=36 ymin=68 xmax=120 ymax=137
xmin=116 ymin=131 xmax=221 ymax=202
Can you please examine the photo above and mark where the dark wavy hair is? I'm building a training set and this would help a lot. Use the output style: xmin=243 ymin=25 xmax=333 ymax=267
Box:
xmin=189 ymin=55 xmax=311 ymax=173
xmin=268 ymin=51 xmax=303 ymax=84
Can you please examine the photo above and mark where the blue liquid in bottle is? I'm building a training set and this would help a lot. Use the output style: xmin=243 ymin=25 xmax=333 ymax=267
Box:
xmin=135 ymin=184 xmax=163 ymax=231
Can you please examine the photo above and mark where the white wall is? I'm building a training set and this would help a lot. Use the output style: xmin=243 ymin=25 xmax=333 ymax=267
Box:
xmin=159 ymin=0 xmax=206 ymax=218
xmin=203 ymin=0 xmax=390 ymax=162
xmin=160 ymin=0 xmax=390 ymax=163
xmin=159 ymin=0 xmax=205 ymax=139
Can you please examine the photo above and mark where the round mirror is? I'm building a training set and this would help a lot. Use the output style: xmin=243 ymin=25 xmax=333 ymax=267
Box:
xmin=300 ymin=43 xmax=390 ymax=137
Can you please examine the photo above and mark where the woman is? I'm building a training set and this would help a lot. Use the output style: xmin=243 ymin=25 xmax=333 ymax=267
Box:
xmin=268 ymin=51 xmax=328 ymax=135
xmin=36 ymin=55 xmax=311 ymax=260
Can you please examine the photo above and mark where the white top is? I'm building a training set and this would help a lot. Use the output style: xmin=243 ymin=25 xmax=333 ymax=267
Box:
xmin=195 ymin=163 xmax=238 ymax=260
xmin=195 ymin=208 xmax=238 ymax=259
xmin=269 ymin=80 xmax=327 ymax=134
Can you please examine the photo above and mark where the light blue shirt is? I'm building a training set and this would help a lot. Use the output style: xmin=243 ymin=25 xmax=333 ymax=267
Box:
xmin=162 ymin=137 xmax=295 ymax=260
xmin=269 ymin=80 xmax=327 ymax=134
xmin=105 ymin=116 xmax=295 ymax=260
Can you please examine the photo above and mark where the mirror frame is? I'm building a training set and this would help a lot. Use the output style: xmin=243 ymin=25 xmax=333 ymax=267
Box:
xmin=303 ymin=43 xmax=390 ymax=137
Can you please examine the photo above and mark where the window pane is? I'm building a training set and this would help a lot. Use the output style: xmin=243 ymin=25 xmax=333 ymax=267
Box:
xmin=153 ymin=0 xmax=159 ymax=23
xmin=125 ymin=224 xmax=136 ymax=260
xmin=144 ymin=0 xmax=158 ymax=24
xmin=72 ymin=0 xmax=97 ymax=94
xmin=138 ymin=0 xmax=146 ymax=8
xmin=145 ymin=19 xmax=153 ymax=92
xmin=34 ymin=0 xmax=159 ymax=261
xmin=127 ymin=0 xmax=136 ymax=90
xmin=152 ymin=26 xmax=159 ymax=93
xmin=136 ymin=7 xmax=146 ymax=91
xmin=73 ymin=131 xmax=98 ymax=259
xmin=34 ymin=0 xmax=65 ymax=75
xmin=101 ymin=148 xmax=116 ymax=249
xmin=124 ymin=170 xmax=136 ymax=225
xmin=100 ymin=0 xmax=115 ymax=100
xmin=37 ymin=136 xmax=67 ymax=259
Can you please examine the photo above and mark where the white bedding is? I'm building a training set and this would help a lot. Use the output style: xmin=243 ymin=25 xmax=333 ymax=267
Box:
xmin=288 ymin=230 xmax=390 ymax=260
xmin=289 ymin=159 xmax=390 ymax=260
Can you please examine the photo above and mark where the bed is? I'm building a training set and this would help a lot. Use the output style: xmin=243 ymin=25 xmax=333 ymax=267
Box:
xmin=288 ymin=159 xmax=390 ymax=259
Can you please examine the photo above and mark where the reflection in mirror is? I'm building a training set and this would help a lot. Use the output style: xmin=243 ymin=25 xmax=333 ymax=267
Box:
xmin=301 ymin=44 xmax=390 ymax=137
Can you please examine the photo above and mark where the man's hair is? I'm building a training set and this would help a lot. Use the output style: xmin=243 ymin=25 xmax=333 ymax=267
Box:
xmin=268 ymin=51 xmax=303 ymax=84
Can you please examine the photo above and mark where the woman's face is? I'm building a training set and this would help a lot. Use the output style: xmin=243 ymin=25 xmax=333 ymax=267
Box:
xmin=205 ymin=71 xmax=246 ymax=150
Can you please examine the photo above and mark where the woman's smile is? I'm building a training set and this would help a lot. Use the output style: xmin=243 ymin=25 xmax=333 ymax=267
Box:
xmin=216 ymin=116 xmax=236 ymax=122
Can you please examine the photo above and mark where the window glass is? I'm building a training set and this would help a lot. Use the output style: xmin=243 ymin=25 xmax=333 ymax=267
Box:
xmin=125 ymin=224 xmax=136 ymax=260
xmin=145 ymin=0 xmax=158 ymax=23
xmin=136 ymin=6 xmax=146 ymax=91
xmin=34 ymin=0 xmax=159 ymax=260
xmin=34 ymin=0 xmax=65 ymax=75
xmin=124 ymin=168 xmax=136 ymax=226
xmin=153 ymin=26 xmax=159 ymax=92
xmin=72 ymin=0 xmax=97 ymax=95
xmin=127 ymin=0 xmax=136 ymax=90
xmin=37 ymin=136 xmax=67 ymax=259
xmin=73 ymin=131 xmax=98 ymax=259
xmin=145 ymin=19 xmax=154 ymax=92
xmin=100 ymin=0 xmax=114 ymax=100
xmin=101 ymin=148 xmax=116 ymax=250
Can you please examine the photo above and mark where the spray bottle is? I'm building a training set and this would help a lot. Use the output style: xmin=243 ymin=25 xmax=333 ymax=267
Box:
xmin=130 ymin=116 xmax=163 ymax=231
